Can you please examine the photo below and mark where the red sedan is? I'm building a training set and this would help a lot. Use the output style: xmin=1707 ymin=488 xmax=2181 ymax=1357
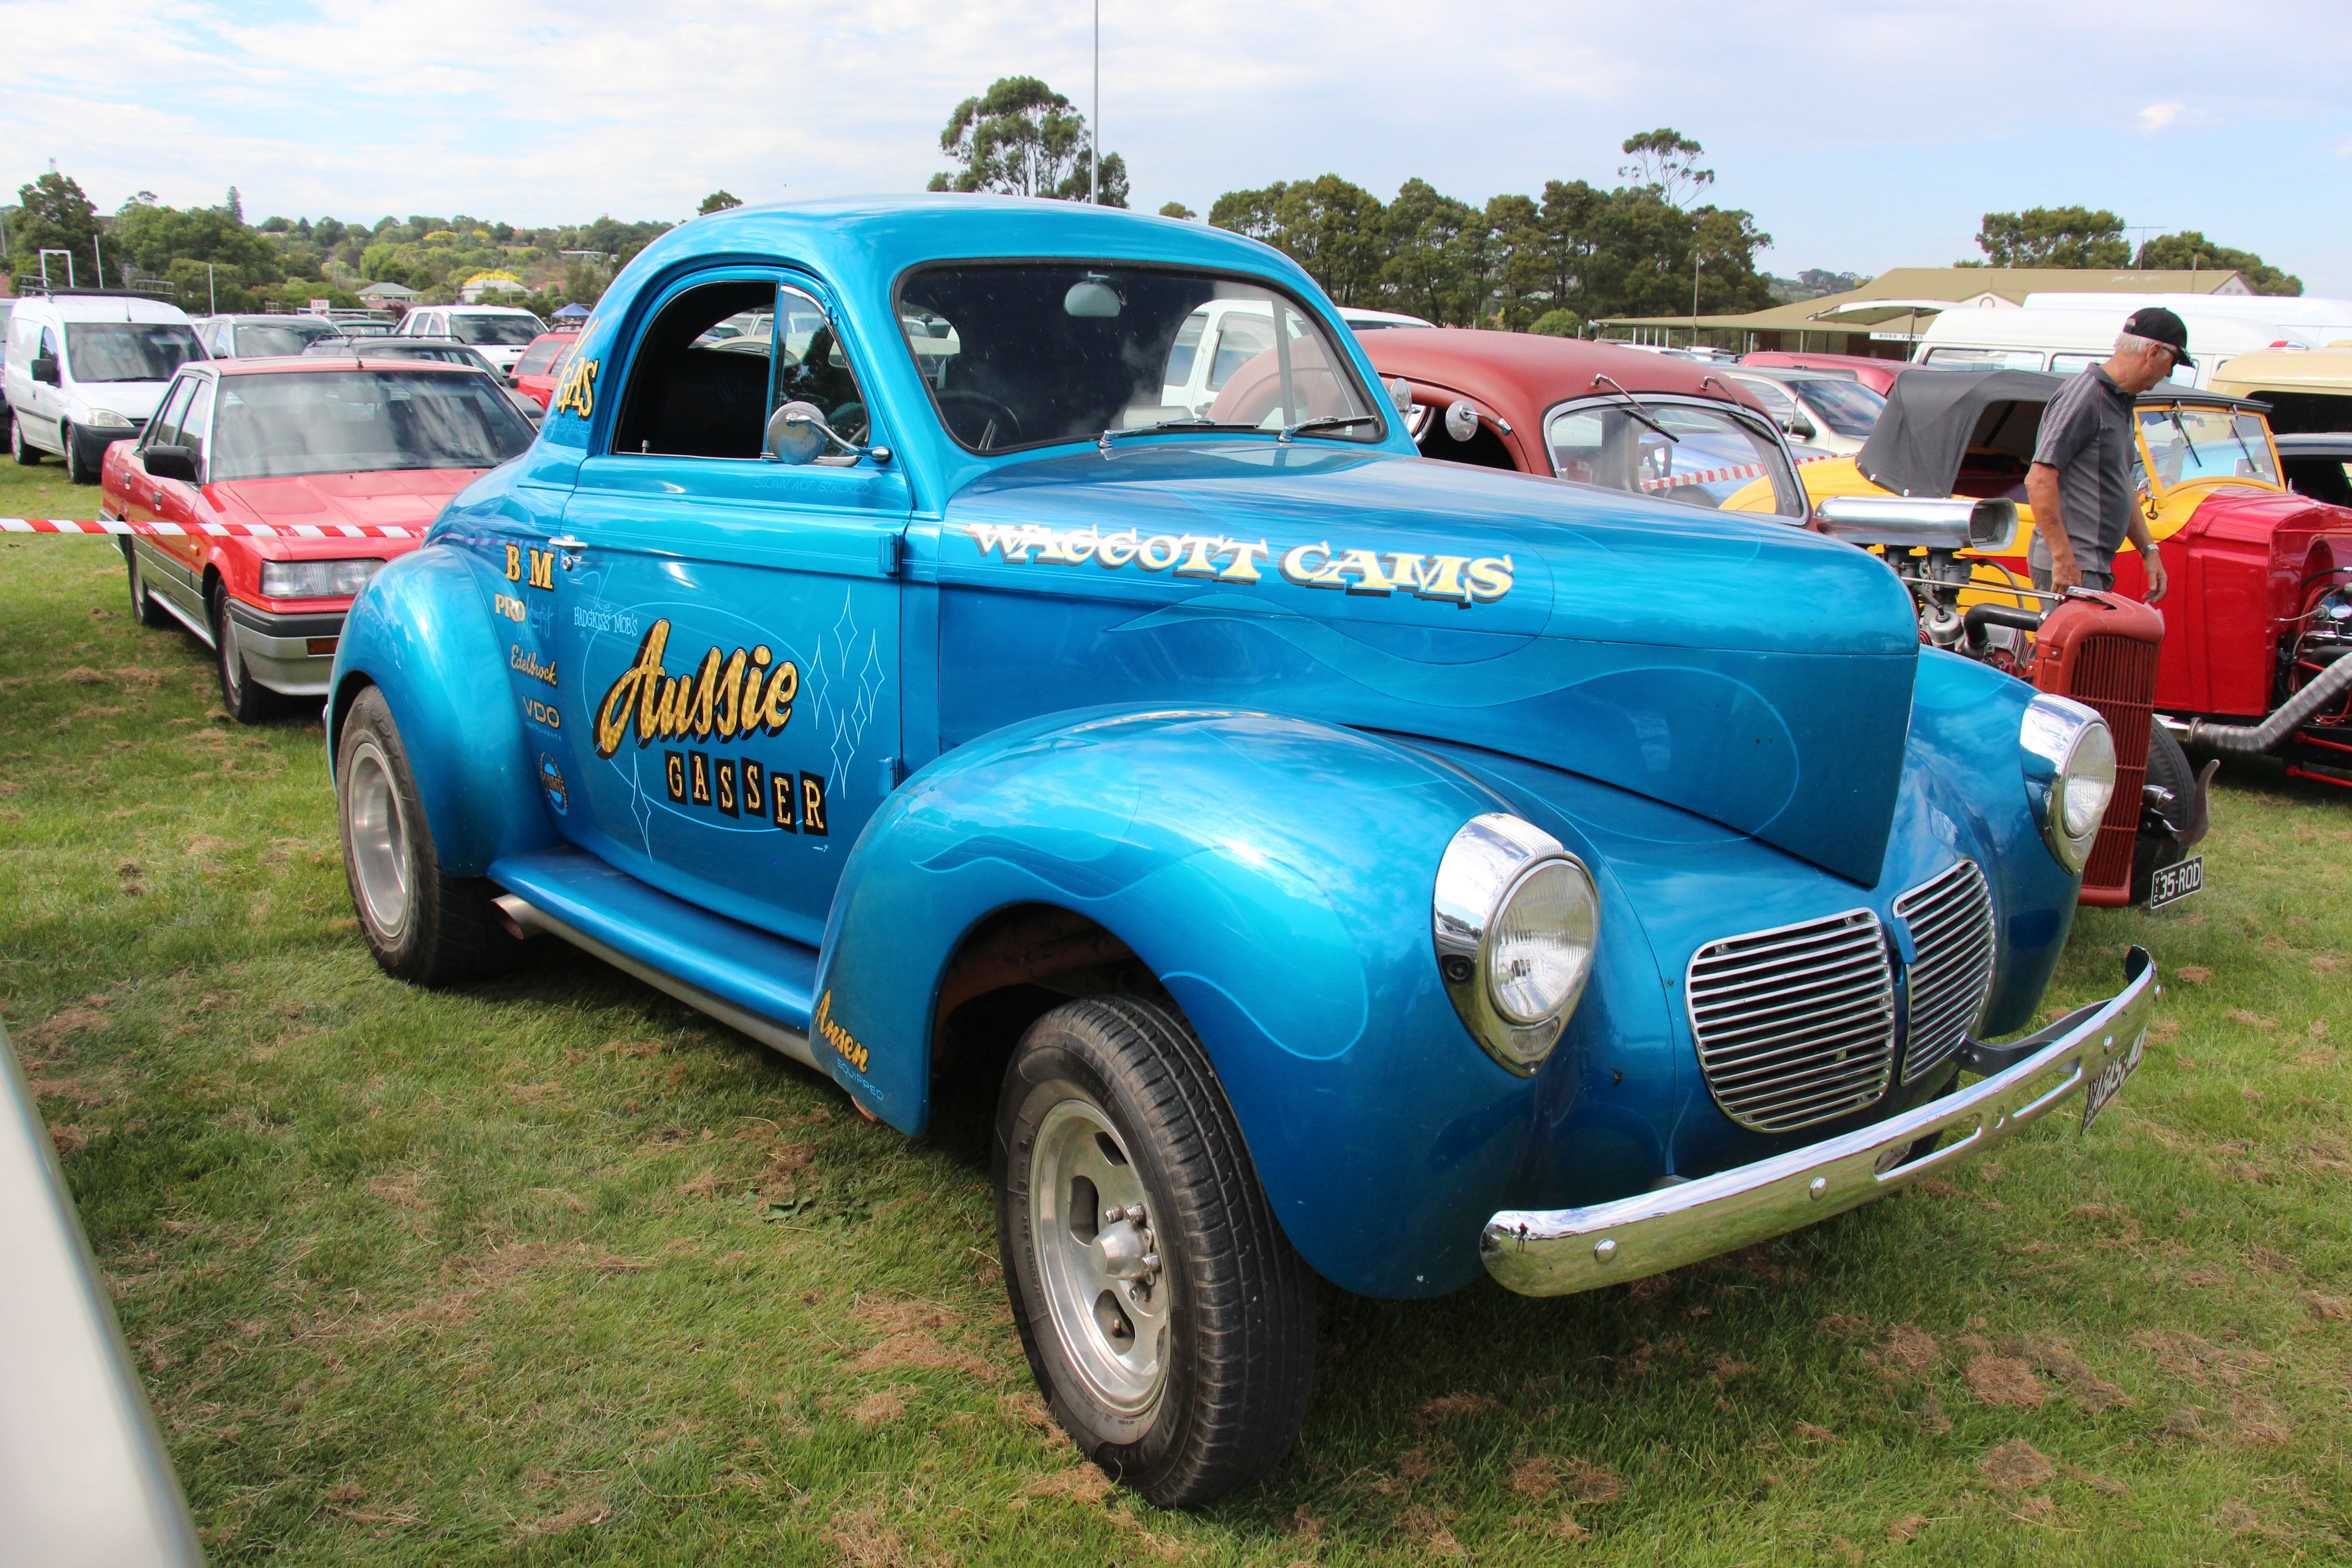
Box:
xmin=1737 ymin=350 xmax=1914 ymax=396
xmin=510 ymin=331 xmax=579 ymax=411
xmin=101 ymin=356 xmax=537 ymax=721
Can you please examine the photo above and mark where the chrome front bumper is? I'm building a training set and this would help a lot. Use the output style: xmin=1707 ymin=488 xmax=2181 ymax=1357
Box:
xmin=1481 ymin=947 xmax=2159 ymax=1297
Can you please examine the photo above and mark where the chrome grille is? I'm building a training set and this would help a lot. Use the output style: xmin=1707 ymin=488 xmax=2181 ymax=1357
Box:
xmin=1687 ymin=909 xmax=1896 ymax=1133
xmin=1893 ymin=859 xmax=1997 ymax=1083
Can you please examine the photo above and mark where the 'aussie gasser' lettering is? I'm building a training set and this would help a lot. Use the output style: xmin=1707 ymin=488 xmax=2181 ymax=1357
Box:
xmin=594 ymin=620 xmax=799 ymax=759
xmin=662 ymin=749 xmax=824 ymax=834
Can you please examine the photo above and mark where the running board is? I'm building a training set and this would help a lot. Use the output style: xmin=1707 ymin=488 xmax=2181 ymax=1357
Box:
xmin=487 ymin=847 xmax=817 ymax=1070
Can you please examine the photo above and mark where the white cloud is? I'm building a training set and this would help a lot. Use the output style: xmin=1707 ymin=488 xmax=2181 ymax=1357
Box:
xmin=2137 ymin=102 xmax=2185 ymax=132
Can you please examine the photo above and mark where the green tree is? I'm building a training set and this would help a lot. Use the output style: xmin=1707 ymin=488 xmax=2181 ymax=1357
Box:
xmin=698 ymin=191 xmax=743 ymax=215
xmin=2135 ymin=230 xmax=2301 ymax=295
xmin=112 ymin=203 xmax=288 ymax=307
xmin=1530 ymin=308 xmax=1582 ymax=336
xmin=1157 ymin=201 xmax=1195 ymax=220
xmin=927 ymin=76 xmax=1128 ymax=205
xmin=1208 ymin=176 xmax=1387 ymax=306
xmin=1974 ymin=207 xmax=2130 ymax=268
xmin=6 ymin=171 xmax=101 ymax=287
xmin=1618 ymin=128 xmax=1715 ymax=210
xmin=1382 ymin=180 xmax=1492 ymax=326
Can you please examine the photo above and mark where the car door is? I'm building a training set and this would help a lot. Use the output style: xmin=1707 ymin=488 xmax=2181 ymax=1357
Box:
xmin=145 ymin=374 xmax=218 ymax=629
xmin=115 ymin=373 xmax=194 ymax=539
xmin=532 ymin=270 xmax=911 ymax=948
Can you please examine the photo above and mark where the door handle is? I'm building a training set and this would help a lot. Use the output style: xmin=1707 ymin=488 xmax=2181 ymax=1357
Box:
xmin=151 ymin=490 xmax=164 ymax=510
xmin=547 ymin=535 xmax=587 ymax=549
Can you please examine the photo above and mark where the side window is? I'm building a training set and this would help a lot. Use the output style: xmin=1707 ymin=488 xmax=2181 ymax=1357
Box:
xmin=146 ymin=378 xmax=197 ymax=451
xmin=180 ymin=381 xmax=218 ymax=464
xmin=1162 ymin=309 xmax=1208 ymax=390
xmin=612 ymin=280 xmax=867 ymax=461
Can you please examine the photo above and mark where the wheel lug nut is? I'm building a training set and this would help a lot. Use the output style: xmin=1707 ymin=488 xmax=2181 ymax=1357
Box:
xmin=1141 ymin=1253 xmax=1160 ymax=1272
xmin=1103 ymin=1207 xmax=1122 ymax=1225
xmin=1125 ymin=1205 xmax=1146 ymax=1223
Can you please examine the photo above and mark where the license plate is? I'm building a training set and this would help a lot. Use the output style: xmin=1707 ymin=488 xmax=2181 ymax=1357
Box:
xmin=2082 ymin=1028 xmax=2146 ymax=1132
xmin=2147 ymin=855 xmax=2204 ymax=909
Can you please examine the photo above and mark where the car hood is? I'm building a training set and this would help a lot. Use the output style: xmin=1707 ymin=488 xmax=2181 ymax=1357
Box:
xmin=936 ymin=443 xmax=1921 ymax=886
xmin=210 ymin=469 xmax=486 ymax=536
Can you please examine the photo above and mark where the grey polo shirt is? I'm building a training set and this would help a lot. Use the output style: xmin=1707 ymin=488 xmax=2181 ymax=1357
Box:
xmin=2028 ymin=364 xmax=2139 ymax=583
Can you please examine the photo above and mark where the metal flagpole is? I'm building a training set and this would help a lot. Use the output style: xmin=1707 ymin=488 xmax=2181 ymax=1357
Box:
xmin=1091 ymin=0 xmax=1100 ymax=204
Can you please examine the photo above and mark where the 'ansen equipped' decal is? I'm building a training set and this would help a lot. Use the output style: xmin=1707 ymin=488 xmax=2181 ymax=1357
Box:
xmin=594 ymin=620 xmax=799 ymax=758
xmin=961 ymin=523 xmax=1513 ymax=604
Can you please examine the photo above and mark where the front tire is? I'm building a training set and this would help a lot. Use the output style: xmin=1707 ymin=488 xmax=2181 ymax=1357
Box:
xmin=995 ymin=995 xmax=1316 ymax=1507
xmin=64 ymin=423 xmax=98 ymax=485
xmin=335 ymin=686 xmax=521 ymax=985
xmin=209 ymin=585 xmax=284 ymax=724
xmin=10 ymin=414 xmax=39 ymax=466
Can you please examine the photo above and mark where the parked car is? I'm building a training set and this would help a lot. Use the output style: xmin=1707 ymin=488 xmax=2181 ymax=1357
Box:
xmin=195 ymin=313 xmax=346 ymax=358
xmin=510 ymin=330 xmax=581 ymax=410
xmin=1354 ymin=326 xmax=1809 ymax=513
xmin=1155 ymin=298 xmax=1429 ymax=418
xmin=2276 ymin=431 xmax=2352 ymax=505
xmin=327 ymin=196 xmax=2156 ymax=1506
xmin=1724 ymin=366 xmax=1887 ymax=456
xmin=1911 ymin=306 xmax=2304 ymax=387
xmin=390 ymin=304 xmax=549 ymax=373
xmin=1740 ymin=349 xmax=1914 ymax=396
xmin=0 ymin=1020 xmax=206 ymax=1568
xmin=103 ymin=357 xmax=538 ymax=721
xmin=5 ymin=287 xmax=206 ymax=483
xmin=301 ymin=336 xmax=545 ymax=422
xmin=2209 ymin=347 xmax=2352 ymax=435
xmin=1797 ymin=370 xmax=2352 ymax=797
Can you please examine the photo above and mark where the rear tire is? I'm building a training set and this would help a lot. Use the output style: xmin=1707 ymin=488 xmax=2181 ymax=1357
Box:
xmin=335 ymin=685 xmax=521 ymax=986
xmin=122 ymin=543 xmax=172 ymax=628
xmin=995 ymin=994 xmax=1316 ymax=1507
xmin=2132 ymin=724 xmax=2198 ymax=903
xmin=209 ymin=585 xmax=284 ymax=725
xmin=10 ymin=414 xmax=39 ymax=466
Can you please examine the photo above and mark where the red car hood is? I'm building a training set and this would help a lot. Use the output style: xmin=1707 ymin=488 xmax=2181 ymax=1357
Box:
xmin=208 ymin=469 xmax=484 ymax=537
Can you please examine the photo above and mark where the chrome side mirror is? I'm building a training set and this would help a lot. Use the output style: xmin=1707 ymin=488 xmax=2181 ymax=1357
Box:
xmin=1444 ymin=399 xmax=1479 ymax=443
xmin=763 ymin=400 xmax=891 ymax=466
xmin=1384 ymin=376 xmax=1413 ymax=415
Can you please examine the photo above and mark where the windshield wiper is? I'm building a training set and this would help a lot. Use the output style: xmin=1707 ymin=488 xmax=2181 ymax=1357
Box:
xmin=1097 ymin=416 xmax=1258 ymax=453
xmin=2168 ymin=408 xmax=2203 ymax=469
xmin=1590 ymin=374 xmax=1679 ymax=443
xmin=1277 ymin=413 xmax=1379 ymax=445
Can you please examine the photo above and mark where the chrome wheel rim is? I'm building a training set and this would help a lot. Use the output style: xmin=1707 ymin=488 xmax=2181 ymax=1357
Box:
xmin=344 ymin=740 xmax=411 ymax=939
xmin=1030 ymin=1098 xmax=1170 ymax=1416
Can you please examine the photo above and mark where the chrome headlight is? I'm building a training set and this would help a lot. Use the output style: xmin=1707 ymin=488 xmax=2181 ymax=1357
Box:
xmin=1433 ymin=813 xmax=1599 ymax=1075
xmin=2019 ymin=694 xmax=2117 ymax=874
xmin=84 ymin=407 xmax=135 ymax=429
xmin=260 ymin=557 xmax=387 ymax=600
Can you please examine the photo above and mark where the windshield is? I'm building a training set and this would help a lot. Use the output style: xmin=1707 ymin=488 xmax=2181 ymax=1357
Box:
xmin=896 ymin=265 xmax=1381 ymax=453
xmin=63 ymin=323 xmax=204 ymax=384
xmin=210 ymin=369 xmax=536 ymax=481
xmin=1790 ymin=376 xmax=1885 ymax=438
xmin=236 ymin=321 xmax=342 ymax=357
xmin=447 ymin=313 xmax=546 ymax=347
xmin=1545 ymin=397 xmax=1807 ymax=517
xmin=2138 ymin=405 xmax=2279 ymax=490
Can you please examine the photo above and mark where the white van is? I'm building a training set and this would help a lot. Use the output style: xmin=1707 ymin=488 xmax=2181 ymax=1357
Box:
xmin=391 ymin=304 xmax=549 ymax=373
xmin=1156 ymin=299 xmax=1432 ymax=417
xmin=1911 ymin=305 xmax=2315 ymax=389
xmin=5 ymin=291 xmax=206 ymax=483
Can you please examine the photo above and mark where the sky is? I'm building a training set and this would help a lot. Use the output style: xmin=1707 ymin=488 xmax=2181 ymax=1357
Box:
xmin=7 ymin=0 xmax=2352 ymax=293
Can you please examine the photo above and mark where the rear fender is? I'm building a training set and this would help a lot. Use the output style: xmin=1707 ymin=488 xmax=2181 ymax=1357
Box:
xmin=811 ymin=705 xmax=1545 ymax=1296
xmin=328 ymin=546 xmax=557 ymax=874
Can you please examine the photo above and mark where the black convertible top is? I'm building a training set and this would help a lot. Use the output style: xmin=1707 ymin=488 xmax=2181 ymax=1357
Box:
xmin=1855 ymin=370 xmax=2064 ymax=498
xmin=1857 ymin=369 xmax=2278 ymax=498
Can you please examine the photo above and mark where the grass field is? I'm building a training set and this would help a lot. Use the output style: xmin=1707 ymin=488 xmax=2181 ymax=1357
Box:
xmin=3 ymin=453 xmax=2349 ymax=1565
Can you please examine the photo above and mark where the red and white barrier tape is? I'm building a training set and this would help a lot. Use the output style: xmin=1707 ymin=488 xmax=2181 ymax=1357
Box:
xmin=1639 ymin=450 xmax=1841 ymax=493
xmin=2 ymin=518 xmax=422 ymax=539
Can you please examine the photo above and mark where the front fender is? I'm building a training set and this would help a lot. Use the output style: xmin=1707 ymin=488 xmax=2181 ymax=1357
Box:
xmin=328 ymin=546 xmax=557 ymax=875
xmin=813 ymin=706 xmax=1546 ymax=1297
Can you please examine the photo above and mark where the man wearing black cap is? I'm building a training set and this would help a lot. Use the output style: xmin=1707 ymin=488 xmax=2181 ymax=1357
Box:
xmin=2023 ymin=306 xmax=2188 ymax=602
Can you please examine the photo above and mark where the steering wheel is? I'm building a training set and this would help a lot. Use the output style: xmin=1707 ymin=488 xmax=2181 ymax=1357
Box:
xmin=828 ymin=402 xmax=870 ymax=445
xmin=935 ymin=389 xmax=1023 ymax=450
